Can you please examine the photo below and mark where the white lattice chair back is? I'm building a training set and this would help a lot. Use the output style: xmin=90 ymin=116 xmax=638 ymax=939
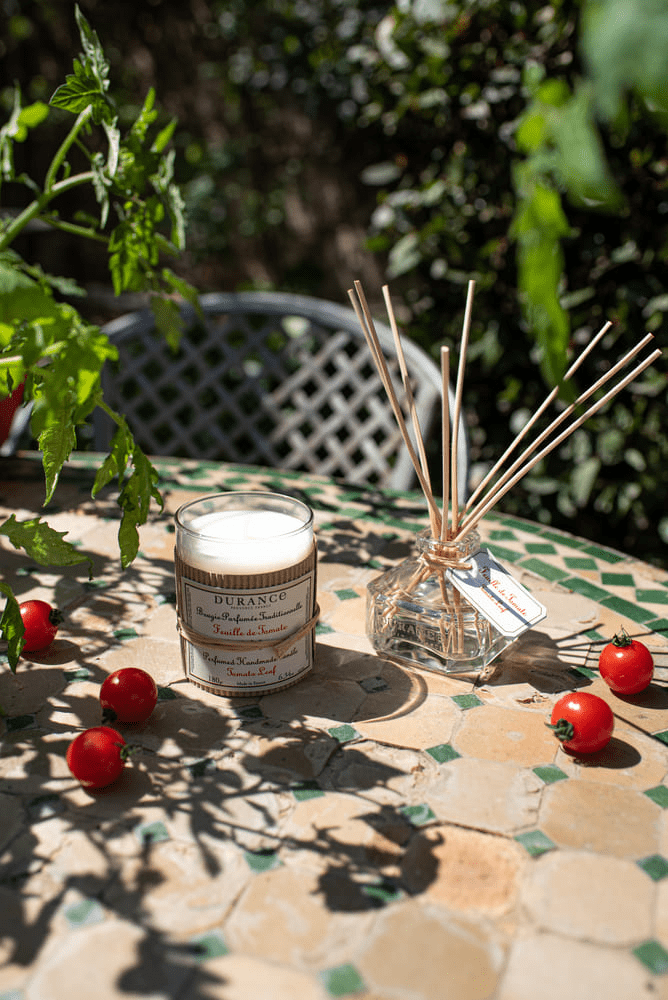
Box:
xmin=93 ymin=291 xmax=469 ymax=497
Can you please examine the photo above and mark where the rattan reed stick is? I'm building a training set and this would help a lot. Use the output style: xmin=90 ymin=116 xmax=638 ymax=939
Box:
xmin=348 ymin=282 xmax=443 ymax=534
xmin=462 ymin=331 xmax=657 ymax=530
xmin=440 ymin=345 xmax=451 ymax=542
xmin=464 ymin=320 xmax=613 ymax=513
xmin=460 ymin=347 xmax=662 ymax=536
xmin=450 ymin=279 xmax=475 ymax=535
xmin=381 ymin=284 xmax=438 ymax=514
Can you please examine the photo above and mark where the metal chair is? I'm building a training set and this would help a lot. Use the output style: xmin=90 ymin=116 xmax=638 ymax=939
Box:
xmin=93 ymin=291 xmax=470 ymax=497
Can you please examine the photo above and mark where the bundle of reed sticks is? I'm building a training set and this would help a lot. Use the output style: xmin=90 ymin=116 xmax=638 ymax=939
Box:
xmin=348 ymin=278 xmax=661 ymax=548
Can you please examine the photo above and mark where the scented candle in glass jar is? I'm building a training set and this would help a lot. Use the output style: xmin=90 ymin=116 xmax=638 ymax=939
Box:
xmin=175 ymin=492 xmax=318 ymax=696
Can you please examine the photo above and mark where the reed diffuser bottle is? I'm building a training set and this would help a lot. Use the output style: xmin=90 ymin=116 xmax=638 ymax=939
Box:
xmin=366 ymin=528 xmax=515 ymax=678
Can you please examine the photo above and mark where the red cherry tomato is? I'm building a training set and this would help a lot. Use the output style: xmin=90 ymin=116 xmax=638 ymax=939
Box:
xmin=548 ymin=691 xmax=614 ymax=754
xmin=19 ymin=599 xmax=63 ymax=652
xmin=100 ymin=667 xmax=158 ymax=723
xmin=66 ymin=726 xmax=128 ymax=789
xmin=598 ymin=628 xmax=654 ymax=695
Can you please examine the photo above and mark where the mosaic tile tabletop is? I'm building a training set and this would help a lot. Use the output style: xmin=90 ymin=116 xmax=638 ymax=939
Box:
xmin=2 ymin=453 xmax=668 ymax=1000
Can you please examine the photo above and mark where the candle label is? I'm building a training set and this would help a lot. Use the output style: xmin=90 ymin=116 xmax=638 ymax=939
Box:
xmin=447 ymin=548 xmax=546 ymax=638
xmin=180 ymin=570 xmax=315 ymax=692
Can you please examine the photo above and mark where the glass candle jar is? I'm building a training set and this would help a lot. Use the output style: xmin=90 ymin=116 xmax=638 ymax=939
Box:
xmin=366 ymin=528 xmax=516 ymax=678
xmin=175 ymin=492 xmax=317 ymax=696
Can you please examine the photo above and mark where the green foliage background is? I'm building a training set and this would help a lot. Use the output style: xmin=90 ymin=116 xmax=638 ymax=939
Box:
xmin=2 ymin=0 xmax=667 ymax=567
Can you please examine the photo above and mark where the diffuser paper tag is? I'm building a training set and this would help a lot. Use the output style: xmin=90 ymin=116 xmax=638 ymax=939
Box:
xmin=447 ymin=548 xmax=546 ymax=638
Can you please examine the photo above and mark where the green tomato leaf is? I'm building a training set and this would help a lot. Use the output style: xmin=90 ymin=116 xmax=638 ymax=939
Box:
xmin=49 ymin=61 xmax=108 ymax=120
xmin=0 ymin=515 xmax=92 ymax=575
xmin=150 ymin=296 xmax=183 ymax=353
xmin=117 ymin=448 xmax=164 ymax=569
xmin=0 ymin=582 xmax=24 ymax=672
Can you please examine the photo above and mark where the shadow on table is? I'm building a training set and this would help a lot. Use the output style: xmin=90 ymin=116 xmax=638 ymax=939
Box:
xmin=1 ymin=652 xmax=441 ymax=998
xmin=486 ymin=627 xmax=597 ymax=693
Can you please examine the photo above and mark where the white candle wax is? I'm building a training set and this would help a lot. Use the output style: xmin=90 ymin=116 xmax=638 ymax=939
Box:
xmin=182 ymin=508 xmax=314 ymax=573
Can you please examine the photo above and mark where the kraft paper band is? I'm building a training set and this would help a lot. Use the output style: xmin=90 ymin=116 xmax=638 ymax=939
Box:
xmin=176 ymin=604 xmax=321 ymax=658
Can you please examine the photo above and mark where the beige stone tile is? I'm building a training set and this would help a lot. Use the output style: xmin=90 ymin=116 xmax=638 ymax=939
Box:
xmin=281 ymin=791 xmax=402 ymax=874
xmin=401 ymin=825 xmax=525 ymax=915
xmin=106 ymin=840 xmax=251 ymax=937
xmin=650 ymin=880 xmax=668 ymax=950
xmin=355 ymin=692 xmax=458 ymax=750
xmin=25 ymin=918 xmax=184 ymax=1000
xmin=99 ymin=636 xmax=183 ymax=689
xmin=260 ymin=674 xmax=367 ymax=726
xmin=325 ymin=741 xmax=428 ymax=806
xmin=540 ymin=779 xmax=660 ymax=858
xmin=453 ymin=704 xmax=558 ymax=767
xmin=0 ymin=661 xmax=70 ymax=717
xmin=241 ymin=722 xmax=339 ymax=782
xmin=225 ymin=864 xmax=375 ymax=968
xmin=180 ymin=954 xmax=327 ymax=1000
xmin=357 ymin=900 xmax=504 ymax=1000
xmin=141 ymin=601 xmax=180 ymax=643
xmin=0 ymin=792 xmax=24 ymax=853
xmin=521 ymin=850 xmax=653 ymax=945
xmin=497 ymin=931 xmax=651 ymax=1000
xmin=555 ymin=719 xmax=668 ymax=790
xmin=427 ymin=757 xmax=543 ymax=835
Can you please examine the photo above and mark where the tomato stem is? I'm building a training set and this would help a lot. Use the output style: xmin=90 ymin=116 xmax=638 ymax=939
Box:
xmin=612 ymin=626 xmax=632 ymax=648
xmin=547 ymin=718 xmax=575 ymax=743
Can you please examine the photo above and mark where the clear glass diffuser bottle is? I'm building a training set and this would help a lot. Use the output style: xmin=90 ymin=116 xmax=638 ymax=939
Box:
xmin=366 ymin=528 xmax=517 ymax=679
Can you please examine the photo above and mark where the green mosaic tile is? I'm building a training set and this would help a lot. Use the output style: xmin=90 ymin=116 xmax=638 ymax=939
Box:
xmin=568 ymin=664 xmax=599 ymax=679
xmin=451 ymin=693 xmax=483 ymax=710
xmin=637 ymin=854 xmax=668 ymax=882
xmin=644 ymin=786 xmax=668 ymax=808
xmin=320 ymin=962 xmax=366 ymax=997
xmin=335 ymin=589 xmax=360 ymax=601
xmin=189 ymin=931 xmax=228 ymax=962
xmin=563 ymin=556 xmax=598 ymax=571
xmin=359 ymin=675 xmax=389 ymax=693
xmin=157 ymin=686 xmax=178 ymax=701
xmin=316 ymin=623 xmax=336 ymax=635
xmin=291 ymin=781 xmax=325 ymax=801
xmin=245 ymin=850 xmax=281 ymax=873
xmin=63 ymin=667 xmax=92 ymax=683
xmin=187 ymin=758 xmax=216 ymax=779
xmin=633 ymin=939 xmax=668 ymax=975
xmin=515 ymin=830 xmax=557 ymax=857
xmin=328 ymin=724 xmax=360 ymax=743
xmin=654 ymin=731 xmax=668 ymax=747
xmin=5 ymin=715 xmax=36 ymax=732
xmin=486 ymin=543 xmax=523 ymax=564
xmin=0 ymin=989 xmax=24 ymax=1000
xmin=533 ymin=765 xmax=569 ymax=785
xmin=561 ymin=577 xmax=609 ymax=602
xmin=401 ymin=803 xmax=436 ymax=827
xmin=112 ymin=627 xmax=139 ymax=641
xmin=581 ymin=544 xmax=625 ymax=564
xmin=649 ymin=619 xmax=668 ymax=637
xmin=488 ymin=529 xmax=518 ymax=542
xmin=135 ymin=821 xmax=169 ymax=845
xmin=525 ymin=542 xmax=558 ymax=555
xmin=636 ymin=589 xmax=668 ymax=605
xmin=236 ymin=704 xmax=264 ymax=720
xmin=426 ymin=743 xmax=461 ymax=764
xmin=64 ymin=899 xmax=104 ymax=927
xmin=600 ymin=595 xmax=655 ymax=624
xmin=601 ymin=572 xmax=636 ymax=587
xmin=362 ymin=880 xmax=403 ymax=905
xmin=497 ymin=517 xmax=543 ymax=534
xmin=520 ymin=558 xmax=569 ymax=582
xmin=541 ymin=530 xmax=586 ymax=550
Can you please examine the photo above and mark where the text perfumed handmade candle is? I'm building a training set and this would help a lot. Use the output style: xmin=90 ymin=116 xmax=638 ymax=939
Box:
xmin=174 ymin=492 xmax=318 ymax=696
